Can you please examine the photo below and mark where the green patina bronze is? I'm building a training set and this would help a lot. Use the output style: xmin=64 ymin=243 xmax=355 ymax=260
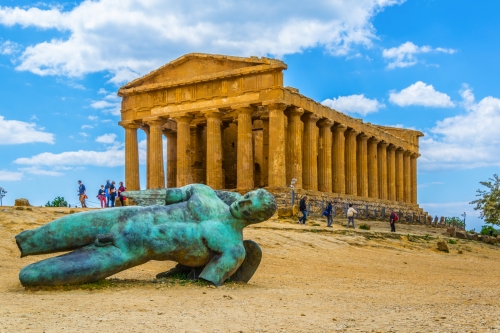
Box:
xmin=15 ymin=184 xmax=276 ymax=287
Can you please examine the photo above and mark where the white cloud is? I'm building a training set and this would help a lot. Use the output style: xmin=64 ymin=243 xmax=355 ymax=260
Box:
xmin=79 ymin=132 xmax=89 ymax=137
xmin=0 ymin=170 xmax=23 ymax=181
xmin=382 ymin=41 xmax=456 ymax=69
xmin=95 ymin=133 xmax=117 ymax=144
xmin=0 ymin=0 xmax=404 ymax=83
xmin=90 ymin=99 xmax=121 ymax=115
xmin=0 ymin=40 xmax=20 ymax=55
xmin=14 ymin=139 xmax=147 ymax=167
xmin=322 ymin=94 xmax=385 ymax=116
xmin=0 ymin=115 xmax=54 ymax=145
xmin=18 ymin=166 xmax=63 ymax=176
xmin=389 ymin=81 xmax=455 ymax=108
xmin=88 ymin=115 xmax=99 ymax=121
xmin=81 ymin=124 xmax=93 ymax=129
xmin=420 ymin=85 xmax=500 ymax=170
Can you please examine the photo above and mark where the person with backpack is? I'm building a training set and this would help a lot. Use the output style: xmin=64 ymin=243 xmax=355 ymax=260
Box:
xmin=323 ymin=201 xmax=333 ymax=227
xmin=346 ymin=204 xmax=357 ymax=229
xmin=298 ymin=196 xmax=307 ymax=225
xmin=118 ymin=181 xmax=126 ymax=206
xmin=109 ymin=181 xmax=117 ymax=208
xmin=390 ymin=210 xmax=398 ymax=232
xmin=97 ymin=185 xmax=106 ymax=208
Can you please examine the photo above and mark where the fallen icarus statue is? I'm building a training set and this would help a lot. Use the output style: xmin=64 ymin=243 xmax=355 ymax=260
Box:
xmin=15 ymin=184 xmax=277 ymax=287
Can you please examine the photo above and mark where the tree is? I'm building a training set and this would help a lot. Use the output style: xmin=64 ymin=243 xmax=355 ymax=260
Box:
xmin=470 ymin=174 xmax=500 ymax=225
xmin=45 ymin=196 xmax=68 ymax=207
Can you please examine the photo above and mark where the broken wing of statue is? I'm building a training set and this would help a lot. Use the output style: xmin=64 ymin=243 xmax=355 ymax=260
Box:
xmin=15 ymin=184 xmax=277 ymax=287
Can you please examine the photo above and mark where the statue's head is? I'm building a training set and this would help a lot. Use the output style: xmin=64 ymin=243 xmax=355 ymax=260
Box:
xmin=230 ymin=189 xmax=277 ymax=224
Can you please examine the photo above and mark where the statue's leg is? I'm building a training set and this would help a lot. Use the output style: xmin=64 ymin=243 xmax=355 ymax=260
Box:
xmin=19 ymin=244 xmax=144 ymax=287
xmin=230 ymin=240 xmax=262 ymax=283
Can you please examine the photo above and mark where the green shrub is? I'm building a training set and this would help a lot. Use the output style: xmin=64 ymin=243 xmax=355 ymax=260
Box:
xmin=480 ymin=225 xmax=499 ymax=236
xmin=45 ymin=196 xmax=68 ymax=207
xmin=359 ymin=224 xmax=371 ymax=230
xmin=448 ymin=239 xmax=457 ymax=244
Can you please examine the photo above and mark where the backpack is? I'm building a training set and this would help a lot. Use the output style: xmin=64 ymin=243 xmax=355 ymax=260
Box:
xmin=394 ymin=214 xmax=399 ymax=222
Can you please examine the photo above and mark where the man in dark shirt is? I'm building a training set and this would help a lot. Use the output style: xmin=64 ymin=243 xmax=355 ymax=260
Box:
xmin=390 ymin=210 xmax=396 ymax=232
xmin=77 ymin=180 xmax=87 ymax=208
xmin=298 ymin=196 xmax=307 ymax=225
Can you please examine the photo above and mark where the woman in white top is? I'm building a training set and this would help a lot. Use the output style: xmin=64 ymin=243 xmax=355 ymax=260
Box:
xmin=346 ymin=204 xmax=357 ymax=229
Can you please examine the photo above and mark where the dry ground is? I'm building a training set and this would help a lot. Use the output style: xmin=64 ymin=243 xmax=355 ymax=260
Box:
xmin=1 ymin=207 xmax=499 ymax=333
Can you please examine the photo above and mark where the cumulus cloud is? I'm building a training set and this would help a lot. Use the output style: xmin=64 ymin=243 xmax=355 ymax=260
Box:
xmin=0 ymin=115 xmax=54 ymax=144
xmin=389 ymin=81 xmax=455 ymax=108
xmin=90 ymin=93 xmax=121 ymax=115
xmin=95 ymin=133 xmax=117 ymax=144
xmin=0 ymin=40 xmax=20 ymax=55
xmin=18 ymin=166 xmax=63 ymax=176
xmin=0 ymin=0 xmax=404 ymax=83
xmin=0 ymin=170 xmax=23 ymax=181
xmin=14 ymin=140 xmax=147 ymax=168
xmin=382 ymin=41 xmax=456 ymax=69
xmin=88 ymin=115 xmax=99 ymax=121
xmin=322 ymin=94 xmax=385 ymax=116
xmin=420 ymin=85 xmax=500 ymax=170
xmin=81 ymin=125 xmax=93 ymax=129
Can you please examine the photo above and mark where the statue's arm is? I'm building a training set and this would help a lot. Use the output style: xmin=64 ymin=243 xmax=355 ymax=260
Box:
xmin=165 ymin=184 xmax=213 ymax=205
xmin=198 ymin=244 xmax=246 ymax=286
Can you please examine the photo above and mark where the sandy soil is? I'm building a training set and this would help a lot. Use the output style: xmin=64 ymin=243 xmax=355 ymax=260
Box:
xmin=1 ymin=207 xmax=500 ymax=332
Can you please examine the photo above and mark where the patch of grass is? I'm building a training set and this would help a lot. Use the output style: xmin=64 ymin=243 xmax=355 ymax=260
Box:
xmin=448 ymin=239 xmax=457 ymax=244
xmin=359 ymin=224 xmax=371 ymax=230
xmin=312 ymin=223 xmax=321 ymax=226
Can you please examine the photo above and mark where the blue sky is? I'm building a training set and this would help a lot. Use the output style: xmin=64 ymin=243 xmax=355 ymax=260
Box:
xmin=1 ymin=0 xmax=499 ymax=230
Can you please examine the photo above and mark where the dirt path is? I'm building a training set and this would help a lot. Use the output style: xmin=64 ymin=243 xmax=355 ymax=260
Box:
xmin=1 ymin=207 xmax=499 ymax=332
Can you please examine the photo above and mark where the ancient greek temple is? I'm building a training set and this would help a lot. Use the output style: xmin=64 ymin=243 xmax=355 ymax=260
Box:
xmin=118 ymin=53 xmax=423 ymax=208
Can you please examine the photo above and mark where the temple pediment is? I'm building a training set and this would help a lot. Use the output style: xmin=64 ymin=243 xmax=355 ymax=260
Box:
xmin=119 ymin=53 xmax=287 ymax=94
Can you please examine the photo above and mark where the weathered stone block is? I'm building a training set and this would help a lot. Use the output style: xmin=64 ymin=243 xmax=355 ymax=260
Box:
xmin=14 ymin=198 xmax=31 ymax=207
xmin=437 ymin=241 xmax=449 ymax=253
xmin=467 ymin=233 xmax=478 ymax=241
xmin=455 ymin=231 xmax=467 ymax=239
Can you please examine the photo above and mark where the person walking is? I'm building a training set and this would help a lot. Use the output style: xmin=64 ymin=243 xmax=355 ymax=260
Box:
xmin=346 ymin=204 xmax=357 ymax=229
xmin=389 ymin=210 xmax=397 ymax=232
xmin=109 ymin=181 xmax=117 ymax=208
xmin=77 ymin=180 xmax=87 ymax=208
xmin=118 ymin=181 xmax=126 ymax=206
xmin=323 ymin=201 xmax=333 ymax=227
xmin=97 ymin=185 xmax=106 ymax=208
xmin=298 ymin=195 xmax=307 ymax=225
xmin=104 ymin=180 xmax=111 ymax=207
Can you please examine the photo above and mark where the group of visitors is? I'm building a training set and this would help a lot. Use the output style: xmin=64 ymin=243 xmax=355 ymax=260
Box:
xmin=97 ymin=180 xmax=126 ymax=208
xmin=297 ymin=195 xmax=399 ymax=232
xmin=77 ymin=180 xmax=126 ymax=208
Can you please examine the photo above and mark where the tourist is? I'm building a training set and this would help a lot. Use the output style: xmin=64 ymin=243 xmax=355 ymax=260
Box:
xmin=346 ymin=204 xmax=357 ymax=229
xmin=324 ymin=201 xmax=333 ymax=227
xmin=389 ymin=210 xmax=397 ymax=232
xmin=97 ymin=185 xmax=106 ymax=208
xmin=77 ymin=180 xmax=87 ymax=208
xmin=109 ymin=181 xmax=117 ymax=208
xmin=298 ymin=195 xmax=307 ymax=225
xmin=118 ymin=181 xmax=126 ymax=206
xmin=104 ymin=180 xmax=111 ymax=207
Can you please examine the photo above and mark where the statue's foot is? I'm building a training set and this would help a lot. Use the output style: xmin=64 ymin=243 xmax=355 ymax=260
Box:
xmin=230 ymin=240 xmax=262 ymax=283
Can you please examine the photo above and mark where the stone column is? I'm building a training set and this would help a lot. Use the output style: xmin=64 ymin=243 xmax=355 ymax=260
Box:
xmin=261 ymin=115 xmax=269 ymax=187
xmin=403 ymin=151 xmax=412 ymax=203
xmin=395 ymin=148 xmax=404 ymax=202
xmin=356 ymin=133 xmax=369 ymax=198
xmin=318 ymin=118 xmax=334 ymax=192
xmin=120 ymin=121 xmax=140 ymax=191
xmin=234 ymin=105 xmax=254 ymax=190
xmin=332 ymin=124 xmax=347 ymax=194
xmin=174 ymin=115 xmax=193 ymax=187
xmin=411 ymin=153 xmax=418 ymax=204
xmin=140 ymin=125 xmax=151 ymax=189
xmin=368 ymin=137 xmax=380 ymax=199
xmin=145 ymin=118 xmax=166 ymax=189
xmin=265 ymin=102 xmax=288 ymax=187
xmin=387 ymin=145 xmax=396 ymax=201
xmin=164 ymin=130 xmax=177 ymax=188
xmin=204 ymin=109 xmax=224 ymax=189
xmin=345 ymin=129 xmax=358 ymax=195
xmin=302 ymin=113 xmax=320 ymax=191
xmin=377 ymin=142 xmax=389 ymax=200
xmin=286 ymin=107 xmax=304 ymax=189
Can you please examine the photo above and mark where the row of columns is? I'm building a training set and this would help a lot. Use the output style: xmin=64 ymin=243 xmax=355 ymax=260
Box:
xmin=121 ymin=103 xmax=418 ymax=205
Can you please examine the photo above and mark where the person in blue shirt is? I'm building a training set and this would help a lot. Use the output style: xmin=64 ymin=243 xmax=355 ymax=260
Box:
xmin=104 ymin=180 xmax=111 ymax=207
xmin=324 ymin=201 xmax=333 ymax=227
xmin=77 ymin=180 xmax=87 ymax=208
